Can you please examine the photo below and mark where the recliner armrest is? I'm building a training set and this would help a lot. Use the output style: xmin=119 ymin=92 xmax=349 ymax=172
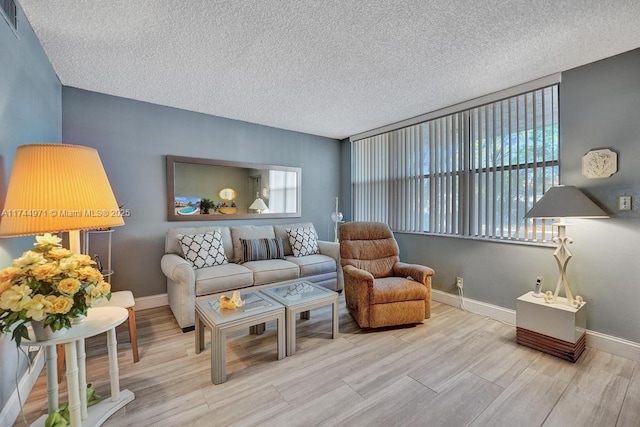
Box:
xmin=393 ymin=262 xmax=435 ymax=285
xmin=343 ymin=264 xmax=374 ymax=286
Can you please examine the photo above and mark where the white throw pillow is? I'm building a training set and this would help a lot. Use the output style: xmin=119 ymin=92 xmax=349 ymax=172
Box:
xmin=286 ymin=226 xmax=320 ymax=257
xmin=178 ymin=230 xmax=228 ymax=269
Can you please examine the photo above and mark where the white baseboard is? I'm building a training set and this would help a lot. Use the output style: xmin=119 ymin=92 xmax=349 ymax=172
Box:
xmin=133 ymin=293 xmax=168 ymax=311
xmin=0 ymin=350 xmax=45 ymax=427
xmin=432 ymin=289 xmax=640 ymax=362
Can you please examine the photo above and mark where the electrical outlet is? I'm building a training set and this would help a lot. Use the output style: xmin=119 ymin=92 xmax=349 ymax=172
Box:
xmin=618 ymin=195 xmax=632 ymax=211
xmin=456 ymin=277 xmax=464 ymax=289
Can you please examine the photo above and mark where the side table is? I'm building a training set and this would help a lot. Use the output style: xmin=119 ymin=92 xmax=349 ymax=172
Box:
xmin=516 ymin=291 xmax=587 ymax=362
xmin=23 ymin=307 xmax=135 ymax=426
xmin=261 ymin=281 xmax=339 ymax=356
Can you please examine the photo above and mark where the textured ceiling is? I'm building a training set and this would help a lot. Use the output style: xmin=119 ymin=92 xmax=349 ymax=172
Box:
xmin=18 ymin=1 xmax=640 ymax=139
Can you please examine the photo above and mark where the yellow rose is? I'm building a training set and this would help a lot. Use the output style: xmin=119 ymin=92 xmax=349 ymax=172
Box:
xmin=76 ymin=266 xmax=102 ymax=282
xmin=13 ymin=251 xmax=45 ymax=268
xmin=97 ymin=281 xmax=111 ymax=297
xmin=0 ymin=284 xmax=32 ymax=312
xmin=31 ymin=263 xmax=62 ymax=281
xmin=46 ymin=295 xmax=73 ymax=314
xmin=47 ymin=247 xmax=72 ymax=260
xmin=34 ymin=233 xmax=62 ymax=249
xmin=72 ymin=254 xmax=94 ymax=267
xmin=58 ymin=257 xmax=79 ymax=272
xmin=0 ymin=280 xmax=12 ymax=294
xmin=24 ymin=294 xmax=51 ymax=321
xmin=57 ymin=278 xmax=81 ymax=295
xmin=0 ymin=266 xmax=21 ymax=282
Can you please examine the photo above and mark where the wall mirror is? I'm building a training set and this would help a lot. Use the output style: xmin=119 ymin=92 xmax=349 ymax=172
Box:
xmin=166 ymin=155 xmax=301 ymax=221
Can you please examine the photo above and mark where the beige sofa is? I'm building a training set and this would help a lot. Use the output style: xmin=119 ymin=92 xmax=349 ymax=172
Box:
xmin=161 ymin=222 xmax=343 ymax=331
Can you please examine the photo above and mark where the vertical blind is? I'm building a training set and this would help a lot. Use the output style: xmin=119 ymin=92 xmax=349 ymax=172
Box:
xmin=352 ymin=85 xmax=559 ymax=242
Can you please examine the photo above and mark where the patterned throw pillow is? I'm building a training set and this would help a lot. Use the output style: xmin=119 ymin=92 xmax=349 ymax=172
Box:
xmin=240 ymin=238 xmax=285 ymax=263
xmin=178 ymin=231 xmax=228 ymax=269
xmin=286 ymin=226 xmax=320 ymax=257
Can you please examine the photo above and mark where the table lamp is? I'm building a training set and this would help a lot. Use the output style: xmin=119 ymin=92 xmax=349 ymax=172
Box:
xmin=524 ymin=185 xmax=608 ymax=306
xmin=0 ymin=144 xmax=124 ymax=252
xmin=249 ymin=192 xmax=268 ymax=214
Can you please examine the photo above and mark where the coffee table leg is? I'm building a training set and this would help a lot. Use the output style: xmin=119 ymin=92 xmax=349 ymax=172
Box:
xmin=286 ymin=308 xmax=296 ymax=356
xmin=278 ymin=313 xmax=286 ymax=360
xmin=212 ymin=326 xmax=227 ymax=384
xmin=250 ymin=323 xmax=266 ymax=335
xmin=332 ymin=300 xmax=339 ymax=339
xmin=195 ymin=313 xmax=204 ymax=354
xmin=300 ymin=310 xmax=310 ymax=320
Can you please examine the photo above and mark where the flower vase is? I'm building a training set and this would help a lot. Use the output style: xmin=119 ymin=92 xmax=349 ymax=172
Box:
xmin=31 ymin=320 xmax=67 ymax=341
xmin=71 ymin=315 xmax=86 ymax=325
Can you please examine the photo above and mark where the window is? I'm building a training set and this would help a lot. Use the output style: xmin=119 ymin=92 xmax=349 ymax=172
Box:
xmin=352 ymin=85 xmax=559 ymax=242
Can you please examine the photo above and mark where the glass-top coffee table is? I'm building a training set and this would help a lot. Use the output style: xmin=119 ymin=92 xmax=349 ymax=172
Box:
xmin=261 ymin=281 xmax=339 ymax=356
xmin=195 ymin=291 xmax=285 ymax=384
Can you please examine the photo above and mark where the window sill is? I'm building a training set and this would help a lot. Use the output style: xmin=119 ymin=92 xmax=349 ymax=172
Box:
xmin=394 ymin=230 xmax=557 ymax=248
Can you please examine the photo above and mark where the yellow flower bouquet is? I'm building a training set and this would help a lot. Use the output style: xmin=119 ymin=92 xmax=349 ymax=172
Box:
xmin=0 ymin=234 xmax=111 ymax=345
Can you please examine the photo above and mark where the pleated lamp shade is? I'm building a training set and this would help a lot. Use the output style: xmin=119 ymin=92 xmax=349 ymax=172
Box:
xmin=0 ymin=144 xmax=124 ymax=237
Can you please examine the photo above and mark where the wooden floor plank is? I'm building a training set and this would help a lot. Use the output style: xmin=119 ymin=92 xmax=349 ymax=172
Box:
xmin=13 ymin=295 xmax=640 ymax=427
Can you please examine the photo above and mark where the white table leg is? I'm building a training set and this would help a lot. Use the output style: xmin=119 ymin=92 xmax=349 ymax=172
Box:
xmin=107 ymin=327 xmax=121 ymax=401
xmin=77 ymin=339 xmax=88 ymax=419
xmin=64 ymin=342 xmax=81 ymax=427
xmin=45 ymin=345 xmax=58 ymax=413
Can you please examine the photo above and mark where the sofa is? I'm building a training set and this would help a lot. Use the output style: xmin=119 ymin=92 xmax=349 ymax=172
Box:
xmin=161 ymin=222 xmax=343 ymax=331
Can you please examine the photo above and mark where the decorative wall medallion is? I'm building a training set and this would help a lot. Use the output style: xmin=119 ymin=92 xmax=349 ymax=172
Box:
xmin=582 ymin=149 xmax=617 ymax=179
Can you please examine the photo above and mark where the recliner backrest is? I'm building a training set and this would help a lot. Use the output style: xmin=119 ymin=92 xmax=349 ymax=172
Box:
xmin=339 ymin=222 xmax=399 ymax=278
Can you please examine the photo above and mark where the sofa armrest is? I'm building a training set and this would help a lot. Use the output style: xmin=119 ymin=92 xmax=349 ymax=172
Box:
xmin=318 ymin=240 xmax=343 ymax=291
xmin=393 ymin=262 xmax=435 ymax=285
xmin=161 ymin=254 xmax=196 ymax=288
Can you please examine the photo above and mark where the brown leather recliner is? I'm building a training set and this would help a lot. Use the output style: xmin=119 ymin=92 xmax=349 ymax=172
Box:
xmin=339 ymin=221 xmax=435 ymax=328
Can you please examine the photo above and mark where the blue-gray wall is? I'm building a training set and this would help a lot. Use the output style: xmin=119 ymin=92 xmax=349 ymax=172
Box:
xmin=62 ymin=88 xmax=341 ymax=298
xmin=378 ymin=49 xmax=640 ymax=344
xmin=0 ymin=2 xmax=62 ymax=415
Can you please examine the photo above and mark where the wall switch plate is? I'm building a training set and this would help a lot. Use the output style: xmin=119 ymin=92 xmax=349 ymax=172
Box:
xmin=618 ymin=195 xmax=632 ymax=211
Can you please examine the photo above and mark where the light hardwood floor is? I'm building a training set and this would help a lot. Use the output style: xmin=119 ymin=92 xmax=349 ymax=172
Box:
xmin=15 ymin=296 xmax=640 ymax=427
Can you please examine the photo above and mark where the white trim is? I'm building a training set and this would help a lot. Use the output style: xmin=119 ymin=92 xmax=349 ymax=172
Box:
xmin=432 ymin=289 xmax=640 ymax=362
xmin=133 ymin=293 xmax=168 ymax=311
xmin=0 ymin=350 xmax=45 ymax=427
xmin=350 ymin=73 xmax=562 ymax=142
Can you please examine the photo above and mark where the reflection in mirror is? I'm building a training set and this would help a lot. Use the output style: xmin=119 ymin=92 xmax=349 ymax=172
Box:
xmin=166 ymin=155 xmax=301 ymax=221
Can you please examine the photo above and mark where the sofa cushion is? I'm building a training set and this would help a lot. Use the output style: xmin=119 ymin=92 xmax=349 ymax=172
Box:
xmin=274 ymin=222 xmax=315 ymax=256
xmin=230 ymin=225 xmax=276 ymax=263
xmin=286 ymin=226 xmax=320 ymax=257
xmin=194 ymin=263 xmax=254 ymax=296
xmin=285 ymin=254 xmax=336 ymax=277
xmin=242 ymin=259 xmax=300 ymax=285
xmin=178 ymin=231 xmax=228 ymax=269
xmin=240 ymin=238 xmax=286 ymax=263
xmin=166 ymin=226 xmax=234 ymax=261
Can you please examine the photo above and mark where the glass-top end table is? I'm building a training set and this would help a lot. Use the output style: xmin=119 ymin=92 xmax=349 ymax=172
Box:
xmin=261 ymin=281 xmax=339 ymax=356
xmin=206 ymin=291 xmax=279 ymax=320
xmin=264 ymin=281 xmax=332 ymax=303
xmin=195 ymin=291 xmax=285 ymax=384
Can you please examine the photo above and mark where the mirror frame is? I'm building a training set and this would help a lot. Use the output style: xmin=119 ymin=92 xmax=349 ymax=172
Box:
xmin=166 ymin=155 xmax=302 ymax=221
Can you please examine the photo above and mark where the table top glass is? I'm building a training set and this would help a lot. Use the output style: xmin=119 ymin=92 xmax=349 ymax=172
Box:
xmin=261 ymin=281 xmax=335 ymax=306
xmin=197 ymin=291 xmax=282 ymax=325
